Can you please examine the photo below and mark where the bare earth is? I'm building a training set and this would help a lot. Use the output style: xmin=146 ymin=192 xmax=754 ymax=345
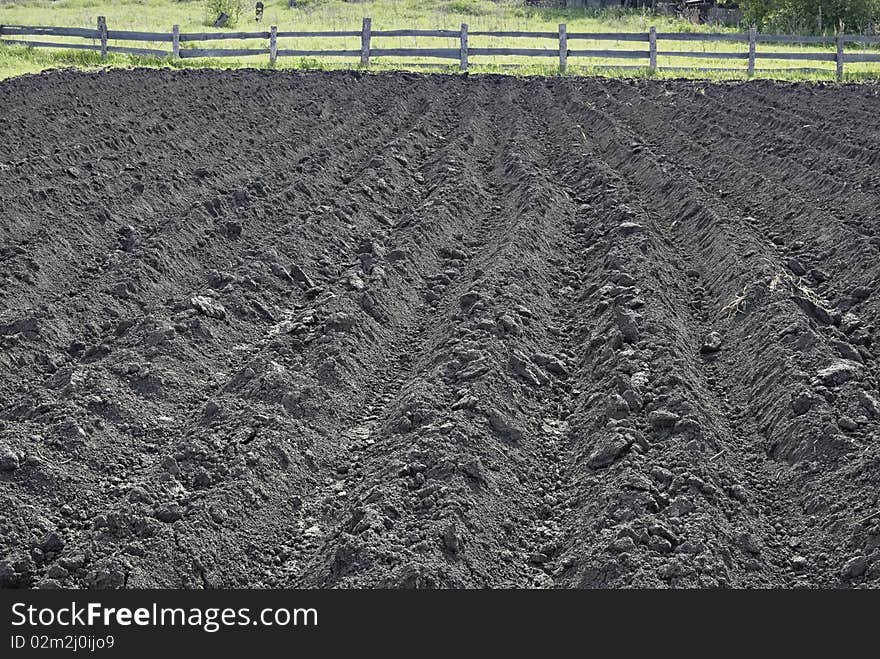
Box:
xmin=2 ymin=69 xmax=880 ymax=588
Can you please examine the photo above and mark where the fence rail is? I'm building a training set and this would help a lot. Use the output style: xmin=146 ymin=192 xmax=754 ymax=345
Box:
xmin=2 ymin=18 xmax=879 ymax=79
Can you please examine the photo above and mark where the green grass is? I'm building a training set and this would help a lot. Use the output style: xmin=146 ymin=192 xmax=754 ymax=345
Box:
xmin=0 ymin=0 xmax=878 ymax=81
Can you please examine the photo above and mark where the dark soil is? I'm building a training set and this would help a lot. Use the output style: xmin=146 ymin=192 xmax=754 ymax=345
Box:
xmin=2 ymin=69 xmax=880 ymax=588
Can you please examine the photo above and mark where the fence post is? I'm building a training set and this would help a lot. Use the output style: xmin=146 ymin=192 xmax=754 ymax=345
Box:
xmin=460 ymin=23 xmax=468 ymax=71
xmin=171 ymin=25 xmax=180 ymax=59
xmin=836 ymin=31 xmax=844 ymax=81
xmin=270 ymin=25 xmax=277 ymax=66
xmin=361 ymin=17 xmax=371 ymax=68
xmin=748 ymin=26 xmax=756 ymax=76
xmin=97 ymin=16 xmax=107 ymax=61
xmin=559 ymin=23 xmax=567 ymax=73
xmin=649 ymin=26 xmax=657 ymax=72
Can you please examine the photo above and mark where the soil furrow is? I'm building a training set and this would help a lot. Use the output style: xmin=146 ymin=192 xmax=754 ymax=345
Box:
xmin=561 ymin=80 xmax=880 ymax=586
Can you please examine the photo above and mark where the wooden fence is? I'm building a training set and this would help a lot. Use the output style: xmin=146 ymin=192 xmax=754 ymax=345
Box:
xmin=2 ymin=17 xmax=880 ymax=80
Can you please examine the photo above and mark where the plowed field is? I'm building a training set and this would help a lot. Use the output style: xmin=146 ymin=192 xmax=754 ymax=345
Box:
xmin=2 ymin=70 xmax=880 ymax=588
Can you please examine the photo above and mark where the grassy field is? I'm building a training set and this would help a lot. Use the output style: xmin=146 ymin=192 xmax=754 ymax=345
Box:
xmin=0 ymin=0 xmax=878 ymax=80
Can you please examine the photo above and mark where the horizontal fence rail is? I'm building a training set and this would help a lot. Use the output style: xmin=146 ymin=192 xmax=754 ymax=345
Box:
xmin=1 ymin=18 xmax=879 ymax=79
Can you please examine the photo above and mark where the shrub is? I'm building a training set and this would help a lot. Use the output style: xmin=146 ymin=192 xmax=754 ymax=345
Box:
xmin=739 ymin=0 xmax=880 ymax=33
xmin=202 ymin=0 xmax=245 ymax=28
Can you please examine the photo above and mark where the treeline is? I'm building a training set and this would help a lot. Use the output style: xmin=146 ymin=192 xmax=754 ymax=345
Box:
xmin=735 ymin=0 xmax=879 ymax=33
